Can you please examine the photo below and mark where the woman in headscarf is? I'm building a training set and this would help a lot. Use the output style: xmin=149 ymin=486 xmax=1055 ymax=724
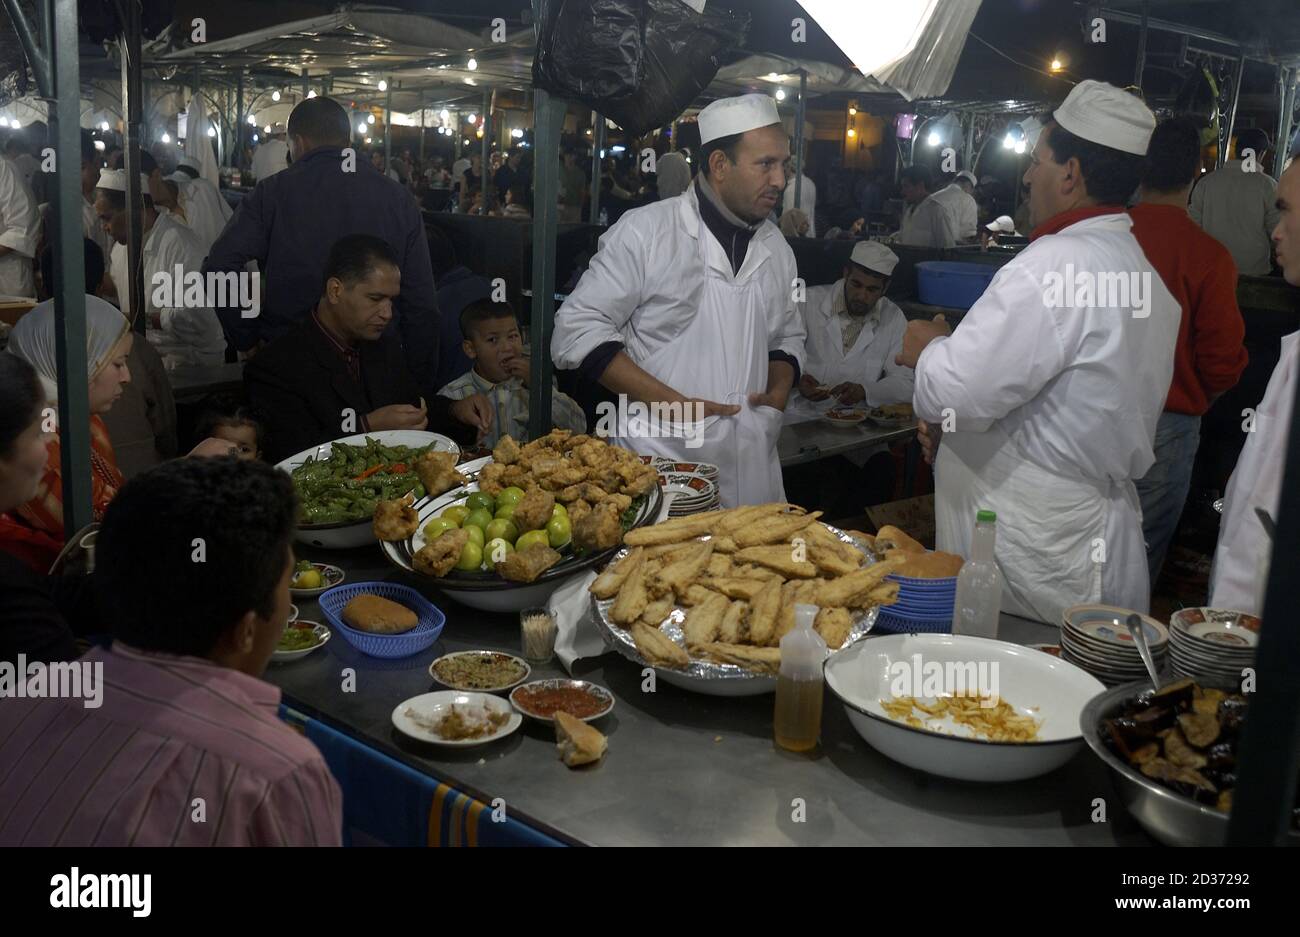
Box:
xmin=0 ymin=295 xmax=131 ymax=572
xmin=779 ymin=207 xmax=810 ymax=238
xmin=655 ymin=151 xmax=692 ymax=201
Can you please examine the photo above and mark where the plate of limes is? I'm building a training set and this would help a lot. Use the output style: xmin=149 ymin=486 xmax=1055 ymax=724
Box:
xmin=289 ymin=560 xmax=346 ymax=598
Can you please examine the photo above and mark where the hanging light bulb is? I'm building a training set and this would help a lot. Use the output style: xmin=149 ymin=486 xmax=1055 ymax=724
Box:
xmin=272 ymin=90 xmax=281 ymax=102
xmin=378 ymin=79 xmax=388 ymax=92
xmin=100 ymin=121 xmax=110 ymax=131
xmin=307 ymin=90 xmax=317 ymax=99
xmin=468 ymin=113 xmax=477 ymax=124
xmin=440 ymin=109 xmax=449 ymax=121
xmin=358 ymin=123 xmax=367 ymax=134
xmin=467 ymin=58 xmax=478 ymax=70
xmin=247 ymin=114 xmax=256 ymax=125
xmin=849 ymin=106 xmax=857 ymax=116
xmin=511 ymin=128 xmax=523 ymax=139
xmin=252 ymin=134 xmax=259 ymax=142
xmin=775 ymin=89 xmax=786 ymax=101
xmin=367 ymin=113 xmax=375 ymax=124
xmin=207 ymin=126 xmax=216 ymax=137
xmin=847 ymin=128 xmax=856 ymax=138
xmin=161 ymin=132 xmax=171 ymax=143
xmin=264 ymin=125 xmax=272 ymax=133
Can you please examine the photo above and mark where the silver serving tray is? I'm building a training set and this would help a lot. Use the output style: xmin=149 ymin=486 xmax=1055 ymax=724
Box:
xmin=591 ymin=524 xmax=879 ymax=696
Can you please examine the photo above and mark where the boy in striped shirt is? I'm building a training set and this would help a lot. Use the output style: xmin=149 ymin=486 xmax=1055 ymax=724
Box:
xmin=439 ymin=299 xmax=587 ymax=447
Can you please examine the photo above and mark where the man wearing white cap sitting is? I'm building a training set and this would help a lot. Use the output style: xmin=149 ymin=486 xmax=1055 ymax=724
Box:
xmin=930 ymin=169 xmax=979 ymax=242
xmin=794 ymin=240 xmax=912 ymax=420
xmin=94 ymin=167 xmax=227 ymax=368
xmin=896 ymin=80 xmax=1182 ymax=624
xmin=980 ymin=214 xmax=1021 ymax=249
xmin=145 ymin=153 xmax=233 ymax=255
xmin=552 ymin=93 xmax=805 ymax=506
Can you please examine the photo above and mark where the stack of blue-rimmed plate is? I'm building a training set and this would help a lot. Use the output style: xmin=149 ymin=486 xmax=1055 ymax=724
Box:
xmin=874 ymin=572 xmax=957 ymax=634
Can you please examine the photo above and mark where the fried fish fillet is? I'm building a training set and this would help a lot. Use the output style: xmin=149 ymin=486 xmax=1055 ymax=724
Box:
xmin=610 ymin=557 xmax=650 ymax=625
xmin=734 ymin=510 xmax=821 ymax=548
xmin=623 ymin=513 xmax=719 ymax=546
xmin=729 ymin=563 xmax=782 ymax=582
xmin=573 ymin=501 xmax=624 ymax=552
xmin=705 ymin=577 xmax=769 ymax=601
xmin=733 ymin=545 xmax=818 ymax=579
xmin=496 ymin=544 xmax=562 ymax=583
xmin=803 ymin=524 xmax=866 ymax=577
xmin=706 ymin=553 xmax=733 ymax=578
xmin=492 ymin=434 xmax=522 ymax=465
xmin=513 ymin=487 xmax=556 ymax=532
xmin=413 ymin=450 xmax=468 ymax=498
xmin=815 ymin=606 xmax=854 ymax=649
xmin=847 ymin=581 xmax=900 ymax=610
xmin=640 ymin=596 xmax=674 ymax=626
xmin=567 ymin=498 xmax=593 ymax=526
xmin=817 ymin=557 xmax=905 ymax=607
xmin=710 ymin=536 xmax=739 ymax=553
xmin=683 ymin=591 xmax=729 ymax=647
xmin=698 ymin=642 xmax=782 ymax=674
xmin=630 ymin=622 xmax=690 ymax=668
xmin=715 ymin=503 xmax=800 ymax=536
xmin=413 ymin=528 xmax=469 ymax=577
xmin=747 ymin=578 xmax=783 ymax=645
xmin=772 ymin=580 xmax=815 ymax=643
xmin=372 ymin=497 xmax=419 ymax=541
xmin=651 ymin=540 xmax=714 ymax=597
xmin=680 ymin=584 xmax=720 ymax=607
xmin=719 ymin=600 xmax=748 ymax=643
xmin=590 ymin=547 xmax=644 ymax=599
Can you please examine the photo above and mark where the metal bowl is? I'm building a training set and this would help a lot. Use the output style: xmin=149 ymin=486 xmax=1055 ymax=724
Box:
xmin=1080 ymin=680 xmax=1300 ymax=847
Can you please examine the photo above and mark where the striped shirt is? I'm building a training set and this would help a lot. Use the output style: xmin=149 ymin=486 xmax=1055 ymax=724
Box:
xmin=438 ymin=367 xmax=587 ymax=448
xmin=0 ymin=642 xmax=342 ymax=846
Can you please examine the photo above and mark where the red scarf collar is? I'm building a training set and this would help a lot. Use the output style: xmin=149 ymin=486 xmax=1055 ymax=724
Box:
xmin=1029 ymin=204 xmax=1125 ymax=241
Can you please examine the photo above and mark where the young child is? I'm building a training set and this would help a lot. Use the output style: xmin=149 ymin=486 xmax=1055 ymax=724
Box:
xmin=193 ymin=394 xmax=265 ymax=461
xmin=439 ymin=299 xmax=586 ymax=447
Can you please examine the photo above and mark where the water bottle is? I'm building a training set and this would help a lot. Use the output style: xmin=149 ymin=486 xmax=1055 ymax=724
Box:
xmin=774 ymin=603 xmax=827 ymax=752
xmin=952 ymin=510 xmax=1003 ymax=638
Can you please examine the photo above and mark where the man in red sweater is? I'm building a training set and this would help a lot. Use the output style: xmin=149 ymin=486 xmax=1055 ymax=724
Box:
xmin=1129 ymin=116 xmax=1248 ymax=585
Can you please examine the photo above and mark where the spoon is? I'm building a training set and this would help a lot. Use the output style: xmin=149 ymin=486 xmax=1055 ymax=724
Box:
xmin=1126 ymin=613 xmax=1161 ymax=689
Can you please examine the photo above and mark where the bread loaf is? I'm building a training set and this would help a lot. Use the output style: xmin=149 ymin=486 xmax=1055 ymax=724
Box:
xmin=341 ymin=594 xmax=418 ymax=634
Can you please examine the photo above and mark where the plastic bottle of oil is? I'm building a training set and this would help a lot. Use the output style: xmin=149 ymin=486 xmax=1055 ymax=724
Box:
xmin=774 ymin=603 xmax=827 ymax=752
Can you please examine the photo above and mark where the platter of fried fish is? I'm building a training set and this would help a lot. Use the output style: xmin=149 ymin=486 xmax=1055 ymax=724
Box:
xmin=589 ymin=504 xmax=901 ymax=696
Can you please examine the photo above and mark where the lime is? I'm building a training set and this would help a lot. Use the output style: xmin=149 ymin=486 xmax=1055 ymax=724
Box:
xmin=494 ymin=502 xmax=517 ymax=521
xmin=456 ymin=540 xmax=484 ymax=571
xmin=485 ymin=518 xmax=519 ymax=544
xmin=465 ymin=491 xmax=495 ymax=513
xmin=551 ymin=502 xmax=567 ymax=518
xmin=440 ymin=504 xmax=470 ymax=526
xmin=464 ymin=508 xmax=494 ymax=531
xmin=546 ymin=514 xmax=572 ymax=548
xmin=516 ymin=529 xmax=551 ymax=552
xmin=496 ymin=486 xmax=526 ymax=507
xmin=485 ymin=537 xmax=515 ymax=565
xmin=464 ymin=524 xmax=485 ymax=548
xmin=293 ymin=568 xmax=323 ymax=590
xmin=423 ymin=517 xmax=458 ymax=540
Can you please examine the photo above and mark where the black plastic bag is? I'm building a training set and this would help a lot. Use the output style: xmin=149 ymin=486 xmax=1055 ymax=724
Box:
xmin=533 ymin=0 xmax=749 ymax=137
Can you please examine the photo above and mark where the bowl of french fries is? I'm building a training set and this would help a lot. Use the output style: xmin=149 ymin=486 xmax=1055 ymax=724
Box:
xmin=588 ymin=503 xmax=903 ymax=696
xmin=825 ymin=633 xmax=1105 ymax=781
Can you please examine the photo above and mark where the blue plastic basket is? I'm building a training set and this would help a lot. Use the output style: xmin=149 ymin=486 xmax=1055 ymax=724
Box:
xmin=875 ymin=609 xmax=952 ymax=634
xmin=318 ymin=582 xmax=446 ymax=659
xmin=915 ymin=261 xmax=998 ymax=310
xmin=887 ymin=573 xmax=959 ymax=591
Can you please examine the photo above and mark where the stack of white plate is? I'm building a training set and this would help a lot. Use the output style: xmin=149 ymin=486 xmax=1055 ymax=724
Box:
xmin=658 ymin=471 xmax=721 ymax=517
xmin=1167 ymin=607 xmax=1259 ymax=689
xmin=1059 ymin=604 xmax=1169 ymax=687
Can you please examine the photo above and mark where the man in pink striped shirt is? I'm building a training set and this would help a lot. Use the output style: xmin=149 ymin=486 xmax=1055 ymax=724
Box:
xmin=0 ymin=458 xmax=342 ymax=846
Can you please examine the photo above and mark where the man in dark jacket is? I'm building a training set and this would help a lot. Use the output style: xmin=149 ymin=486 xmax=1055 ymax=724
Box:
xmin=246 ymin=235 xmax=490 ymax=463
xmin=204 ymin=97 xmax=444 ymax=399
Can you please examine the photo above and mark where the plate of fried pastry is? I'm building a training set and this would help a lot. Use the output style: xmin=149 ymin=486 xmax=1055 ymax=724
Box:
xmin=589 ymin=503 xmax=904 ymax=696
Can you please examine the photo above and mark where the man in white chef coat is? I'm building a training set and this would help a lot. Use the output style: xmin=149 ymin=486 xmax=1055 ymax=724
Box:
xmin=792 ymin=240 xmax=913 ymax=420
xmin=1210 ymin=160 xmax=1300 ymax=614
xmin=146 ymin=154 xmax=233 ymax=256
xmin=896 ymin=80 xmax=1181 ymax=624
xmin=95 ymin=168 xmax=227 ymax=367
xmin=930 ymin=169 xmax=979 ymax=242
xmin=251 ymin=125 xmax=290 ymax=183
xmin=551 ymin=93 xmax=805 ymax=507
xmin=0 ymin=140 xmax=39 ymax=298
xmin=895 ymin=164 xmax=957 ymax=248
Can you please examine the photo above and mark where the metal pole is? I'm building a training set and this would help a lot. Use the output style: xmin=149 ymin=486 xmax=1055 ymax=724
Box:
xmin=302 ymin=69 xmax=309 ymax=99
xmin=1275 ymin=69 xmax=1298 ymax=182
xmin=480 ymin=89 xmax=491 ymax=213
xmin=419 ymin=95 xmax=426 ymax=164
xmin=120 ymin=0 xmax=145 ymax=335
xmin=793 ymin=70 xmax=806 ymax=211
xmin=49 ymin=0 xmax=92 ymax=536
xmin=235 ymin=70 xmax=243 ymax=174
xmin=454 ymin=111 xmax=462 ymax=161
xmin=1221 ymin=54 xmax=1247 ymax=169
xmin=964 ymin=115 xmax=976 ymax=170
xmin=589 ymin=111 xmax=605 ymax=224
xmin=384 ymin=80 xmax=392 ymax=174
xmin=1133 ymin=0 xmax=1149 ymax=89
xmin=528 ymin=87 xmax=565 ymax=440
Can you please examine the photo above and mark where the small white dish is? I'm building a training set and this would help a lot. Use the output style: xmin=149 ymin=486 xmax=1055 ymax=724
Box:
xmin=272 ymin=621 xmax=330 ymax=663
xmin=391 ymin=691 xmax=523 ymax=747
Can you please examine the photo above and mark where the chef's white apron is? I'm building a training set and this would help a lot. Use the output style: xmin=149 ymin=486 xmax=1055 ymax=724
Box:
xmin=613 ymin=208 xmax=785 ymax=507
xmin=935 ymin=427 xmax=1149 ymax=624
